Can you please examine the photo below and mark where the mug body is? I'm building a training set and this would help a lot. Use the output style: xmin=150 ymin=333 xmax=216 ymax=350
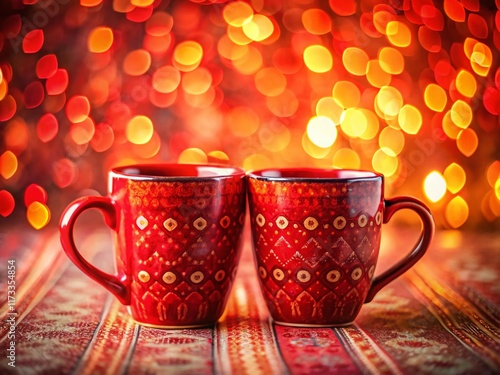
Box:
xmin=247 ymin=168 xmax=383 ymax=326
xmin=110 ymin=164 xmax=246 ymax=328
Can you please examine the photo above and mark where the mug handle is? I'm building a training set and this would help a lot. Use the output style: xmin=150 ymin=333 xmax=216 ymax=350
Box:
xmin=364 ymin=196 xmax=435 ymax=303
xmin=59 ymin=196 xmax=130 ymax=305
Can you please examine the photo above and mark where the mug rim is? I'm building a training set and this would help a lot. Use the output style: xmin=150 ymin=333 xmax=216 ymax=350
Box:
xmin=109 ymin=163 xmax=246 ymax=181
xmin=247 ymin=168 xmax=383 ymax=182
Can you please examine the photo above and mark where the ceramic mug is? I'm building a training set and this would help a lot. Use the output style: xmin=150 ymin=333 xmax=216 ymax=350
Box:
xmin=247 ymin=168 xmax=434 ymax=327
xmin=60 ymin=164 xmax=246 ymax=328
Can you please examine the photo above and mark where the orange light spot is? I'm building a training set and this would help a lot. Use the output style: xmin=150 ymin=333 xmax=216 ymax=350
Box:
xmin=126 ymin=115 xmax=154 ymax=144
xmin=302 ymin=8 xmax=331 ymax=35
xmin=359 ymin=109 xmax=380 ymax=140
xmin=223 ymin=1 xmax=253 ymax=27
xmin=342 ymin=47 xmax=369 ymax=76
xmin=421 ymin=5 xmax=444 ymax=31
xmin=66 ymin=95 xmax=90 ymax=123
xmin=88 ymin=27 xmax=114 ymax=53
xmin=182 ymin=68 xmax=212 ymax=95
xmin=0 ymin=151 xmax=18 ymax=179
xmin=424 ymin=83 xmax=447 ymax=112
xmin=90 ymin=122 xmax=114 ymax=153
xmin=24 ymin=81 xmax=44 ymax=109
xmin=379 ymin=127 xmax=405 ymax=156
xmin=132 ymin=131 xmax=161 ymax=159
xmin=123 ymin=49 xmax=151 ymax=76
xmin=36 ymin=113 xmax=59 ymax=143
xmin=0 ymin=190 xmax=15 ymax=217
xmin=149 ymin=89 xmax=177 ymax=108
xmin=455 ymin=70 xmax=477 ymax=98
xmin=242 ymin=14 xmax=274 ymax=42
xmin=152 ymin=65 xmax=180 ymax=93
xmin=444 ymin=163 xmax=466 ymax=194
xmin=378 ymin=47 xmax=404 ymax=74
xmin=126 ymin=5 xmax=153 ymax=23
xmin=483 ymin=87 xmax=500 ymax=115
xmin=178 ymin=148 xmax=208 ymax=164
xmin=227 ymin=24 xmax=252 ymax=46
xmin=208 ymin=151 xmax=230 ymax=163
xmin=333 ymin=81 xmax=360 ymax=108
xmin=340 ymin=108 xmax=368 ymax=138
xmin=399 ymin=104 xmax=423 ymax=134
xmin=36 ymin=54 xmax=58 ymax=79
xmin=46 ymin=69 xmax=69 ymax=95
xmin=173 ymin=41 xmax=203 ymax=72
xmin=80 ymin=0 xmax=103 ymax=6
xmin=143 ymin=33 xmax=172 ymax=55
xmin=0 ymin=95 xmax=17 ymax=122
xmin=332 ymin=148 xmax=361 ymax=170
xmin=372 ymin=149 xmax=398 ymax=177
xmin=424 ymin=171 xmax=447 ymax=202
xmin=131 ymin=0 xmax=153 ymax=7
xmin=366 ymin=60 xmax=391 ymax=88
xmin=303 ymin=45 xmax=332 ymax=73
xmin=27 ymin=201 xmax=51 ymax=230
xmin=445 ymin=196 xmax=469 ymax=228
xmin=418 ymin=25 xmax=442 ymax=52
xmin=444 ymin=0 xmax=466 ymax=22
xmin=373 ymin=9 xmax=396 ymax=35
xmin=22 ymin=29 xmax=44 ymax=54
xmin=376 ymin=86 xmax=403 ymax=117
xmin=450 ymin=100 xmax=472 ymax=129
xmin=0 ymin=79 xmax=7 ymax=101
xmin=227 ymin=106 xmax=259 ymax=137
xmin=316 ymin=97 xmax=344 ymax=125
xmin=24 ymin=183 xmax=48 ymax=206
xmin=145 ymin=11 xmax=173 ymax=36
xmin=386 ymin=20 xmax=412 ymax=48
xmin=70 ymin=116 xmax=95 ymax=145
xmin=468 ymin=14 xmax=488 ymax=39
xmin=307 ymin=116 xmax=337 ymax=148
xmin=487 ymin=161 xmax=500 ymax=188
xmin=470 ymin=41 xmax=493 ymax=76
xmin=329 ymin=0 xmax=356 ymax=16
xmin=232 ymin=45 xmax=263 ymax=75
xmin=442 ymin=110 xmax=461 ymax=139
xmin=254 ymin=67 xmax=286 ymax=97
xmin=456 ymin=128 xmax=478 ymax=157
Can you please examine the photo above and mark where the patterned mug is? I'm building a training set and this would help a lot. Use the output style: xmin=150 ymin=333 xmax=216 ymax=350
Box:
xmin=60 ymin=164 xmax=246 ymax=328
xmin=247 ymin=168 xmax=435 ymax=327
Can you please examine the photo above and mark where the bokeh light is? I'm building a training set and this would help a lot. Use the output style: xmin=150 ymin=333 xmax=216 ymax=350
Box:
xmin=0 ymin=1 xmax=498 ymax=230
xmin=424 ymin=171 xmax=447 ymax=203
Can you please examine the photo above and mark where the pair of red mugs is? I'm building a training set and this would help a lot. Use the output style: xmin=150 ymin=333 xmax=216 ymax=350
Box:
xmin=60 ymin=163 xmax=434 ymax=328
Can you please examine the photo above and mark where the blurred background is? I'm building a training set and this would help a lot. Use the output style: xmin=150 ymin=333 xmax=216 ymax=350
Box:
xmin=0 ymin=0 xmax=499 ymax=231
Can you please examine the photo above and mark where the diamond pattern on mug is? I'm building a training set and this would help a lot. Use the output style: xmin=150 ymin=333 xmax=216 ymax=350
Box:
xmin=163 ymin=218 xmax=178 ymax=232
xmin=136 ymin=216 xmax=148 ymax=230
xmin=193 ymin=217 xmax=207 ymax=231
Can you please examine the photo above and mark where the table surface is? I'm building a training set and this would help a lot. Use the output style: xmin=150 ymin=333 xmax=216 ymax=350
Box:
xmin=0 ymin=223 xmax=499 ymax=375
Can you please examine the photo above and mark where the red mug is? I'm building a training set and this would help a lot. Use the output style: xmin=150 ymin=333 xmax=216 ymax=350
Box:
xmin=60 ymin=164 xmax=246 ymax=328
xmin=247 ymin=168 xmax=435 ymax=327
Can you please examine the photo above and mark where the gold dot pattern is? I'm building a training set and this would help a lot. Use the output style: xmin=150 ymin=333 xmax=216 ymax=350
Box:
xmin=296 ymin=270 xmax=311 ymax=283
xmin=162 ymin=271 xmax=176 ymax=284
xmin=273 ymin=268 xmax=285 ymax=281
xmin=138 ymin=270 xmax=150 ymax=283
xmin=190 ymin=271 xmax=205 ymax=284
xmin=326 ymin=270 xmax=341 ymax=283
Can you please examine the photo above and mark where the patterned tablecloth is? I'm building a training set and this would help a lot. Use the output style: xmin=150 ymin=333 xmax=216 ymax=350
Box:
xmin=0 ymin=222 xmax=499 ymax=375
